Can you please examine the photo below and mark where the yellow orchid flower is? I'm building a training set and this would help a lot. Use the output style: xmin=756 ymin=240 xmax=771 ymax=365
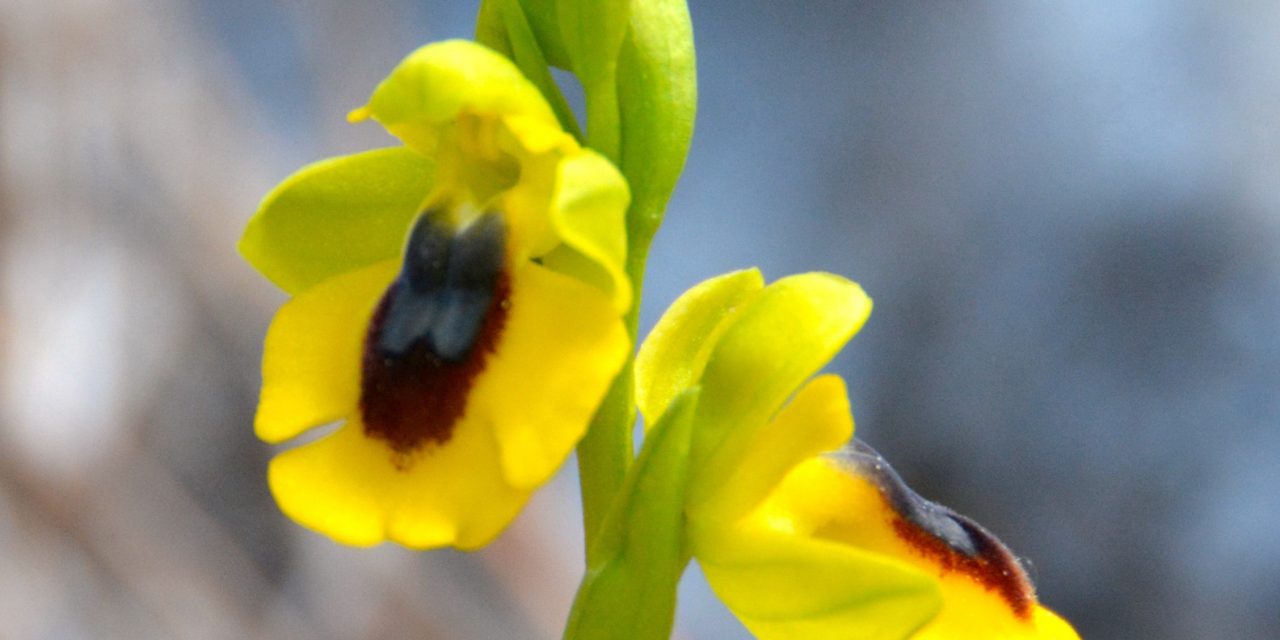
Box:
xmin=636 ymin=270 xmax=1079 ymax=639
xmin=238 ymin=40 xmax=630 ymax=549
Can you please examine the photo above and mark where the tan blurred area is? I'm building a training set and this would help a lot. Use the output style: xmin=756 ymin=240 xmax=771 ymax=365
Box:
xmin=0 ymin=1 xmax=589 ymax=638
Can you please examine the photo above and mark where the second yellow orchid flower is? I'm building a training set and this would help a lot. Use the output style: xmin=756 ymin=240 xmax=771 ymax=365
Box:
xmin=636 ymin=269 xmax=1079 ymax=639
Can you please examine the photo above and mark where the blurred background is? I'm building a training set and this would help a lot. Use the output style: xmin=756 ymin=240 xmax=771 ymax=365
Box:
xmin=2 ymin=0 xmax=1278 ymax=638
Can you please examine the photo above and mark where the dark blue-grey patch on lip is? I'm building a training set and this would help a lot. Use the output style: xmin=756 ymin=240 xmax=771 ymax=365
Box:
xmin=375 ymin=209 xmax=507 ymax=363
xmin=829 ymin=439 xmax=1037 ymax=618
xmin=831 ymin=439 xmax=984 ymax=558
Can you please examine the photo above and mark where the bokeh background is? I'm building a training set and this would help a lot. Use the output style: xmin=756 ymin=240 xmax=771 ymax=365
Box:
xmin=3 ymin=1 xmax=1278 ymax=638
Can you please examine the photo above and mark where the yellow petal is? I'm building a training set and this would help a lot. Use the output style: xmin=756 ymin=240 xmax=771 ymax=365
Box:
xmin=255 ymin=260 xmax=398 ymax=444
xmin=545 ymin=149 xmax=631 ymax=313
xmin=1023 ymin=607 xmax=1081 ymax=640
xmin=688 ymin=273 xmax=872 ymax=508
xmin=476 ymin=262 xmax=630 ymax=490
xmin=911 ymin=604 xmax=1079 ymax=640
xmin=694 ymin=512 xmax=942 ymax=640
xmin=267 ymin=415 xmax=525 ymax=550
xmin=635 ymin=269 xmax=764 ymax=425
xmin=690 ymin=374 xmax=853 ymax=525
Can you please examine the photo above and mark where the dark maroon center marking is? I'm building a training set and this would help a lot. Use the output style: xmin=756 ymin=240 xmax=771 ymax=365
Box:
xmin=889 ymin=512 xmax=1034 ymax=619
xmin=833 ymin=440 xmax=1035 ymax=619
xmin=359 ymin=211 xmax=509 ymax=459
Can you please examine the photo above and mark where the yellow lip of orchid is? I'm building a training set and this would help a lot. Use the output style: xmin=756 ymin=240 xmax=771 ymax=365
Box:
xmin=693 ymin=422 xmax=1080 ymax=640
xmin=830 ymin=440 xmax=1037 ymax=619
xmin=690 ymin=403 xmax=1080 ymax=639
xmin=695 ymin=435 xmax=1081 ymax=639
xmin=815 ymin=440 xmax=1081 ymax=639
xmin=240 ymin=40 xmax=631 ymax=549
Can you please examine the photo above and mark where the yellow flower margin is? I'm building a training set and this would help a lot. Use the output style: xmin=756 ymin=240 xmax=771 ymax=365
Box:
xmin=239 ymin=40 xmax=630 ymax=549
xmin=636 ymin=270 xmax=1080 ymax=639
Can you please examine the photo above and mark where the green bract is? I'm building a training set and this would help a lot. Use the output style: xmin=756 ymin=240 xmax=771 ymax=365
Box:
xmin=615 ymin=0 xmax=696 ymax=246
xmin=557 ymin=0 xmax=630 ymax=159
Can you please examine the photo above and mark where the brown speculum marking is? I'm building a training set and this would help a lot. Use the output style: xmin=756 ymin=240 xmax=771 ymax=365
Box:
xmin=835 ymin=440 xmax=1036 ymax=619
xmin=359 ymin=210 xmax=509 ymax=459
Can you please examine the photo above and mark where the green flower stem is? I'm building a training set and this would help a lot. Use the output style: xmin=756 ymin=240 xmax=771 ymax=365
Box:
xmin=577 ymin=234 xmax=650 ymax=550
xmin=562 ymin=0 xmax=695 ymax=575
xmin=566 ymin=388 xmax=698 ymax=640
xmin=577 ymin=362 xmax=634 ymax=548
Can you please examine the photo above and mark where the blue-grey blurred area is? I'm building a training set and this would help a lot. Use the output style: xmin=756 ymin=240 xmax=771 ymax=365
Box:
xmin=1 ymin=1 xmax=1276 ymax=638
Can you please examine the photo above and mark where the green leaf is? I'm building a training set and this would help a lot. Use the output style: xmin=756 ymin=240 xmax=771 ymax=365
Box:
xmin=635 ymin=268 xmax=763 ymax=425
xmin=618 ymin=0 xmax=696 ymax=247
xmin=564 ymin=388 xmax=699 ymax=640
xmin=239 ymin=147 xmax=433 ymax=294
